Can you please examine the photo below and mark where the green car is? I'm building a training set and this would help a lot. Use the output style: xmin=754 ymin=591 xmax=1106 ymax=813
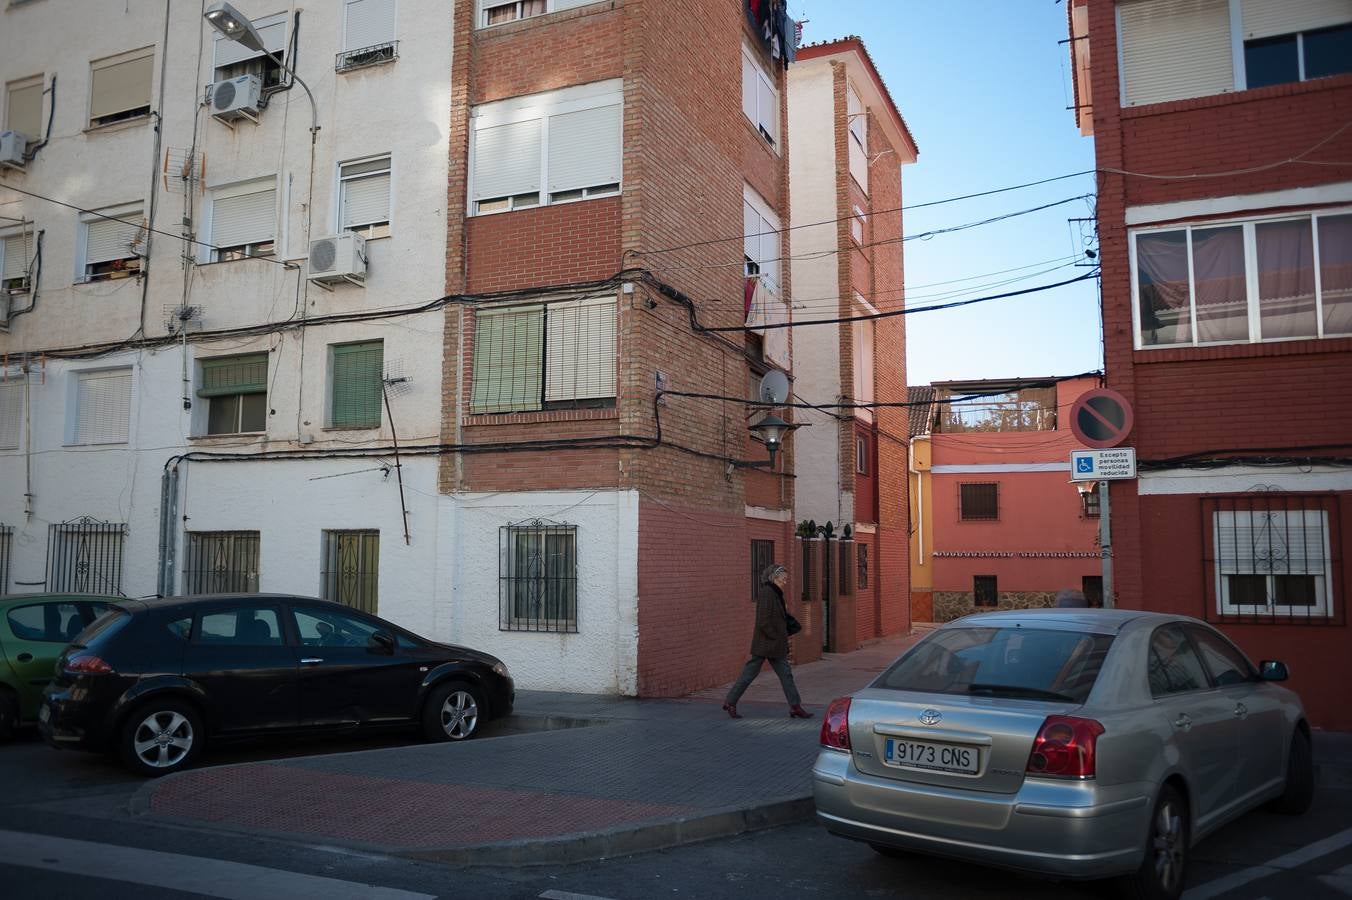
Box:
xmin=0 ymin=594 xmax=121 ymax=739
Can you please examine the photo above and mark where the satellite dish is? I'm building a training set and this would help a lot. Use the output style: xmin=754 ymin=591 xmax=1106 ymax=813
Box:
xmin=758 ymin=369 xmax=789 ymax=405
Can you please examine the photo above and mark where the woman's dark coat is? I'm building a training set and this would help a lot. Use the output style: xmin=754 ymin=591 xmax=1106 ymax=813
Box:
xmin=751 ymin=583 xmax=790 ymax=658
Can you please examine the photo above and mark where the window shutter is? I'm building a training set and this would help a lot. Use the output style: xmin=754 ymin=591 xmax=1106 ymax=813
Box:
xmin=89 ymin=49 xmax=153 ymax=120
xmin=471 ymin=307 xmax=543 ymax=412
xmin=214 ymin=17 xmax=287 ymax=68
xmin=84 ymin=214 xmax=142 ymax=265
xmin=756 ymin=74 xmax=778 ymax=144
xmin=1242 ymin=0 xmax=1351 ymax=39
xmin=1120 ymin=0 xmax=1233 ymax=106
xmin=547 ymin=104 xmax=621 ymax=193
xmin=211 ymin=189 xmax=275 ymax=249
xmin=2 ymin=233 xmax=33 ymax=281
xmin=198 ymin=354 xmax=268 ymax=398
xmin=75 ymin=369 xmax=132 ymax=445
xmin=545 ymin=298 xmax=616 ymax=402
xmin=6 ymin=79 xmax=42 ymax=139
xmin=342 ymin=172 xmax=391 ymax=228
xmin=743 ymin=200 xmax=761 ymax=267
xmin=472 ymin=119 xmax=542 ymax=201
xmin=331 ymin=342 xmax=384 ymax=427
xmin=741 ymin=52 xmax=758 ymax=124
xmin=345 ymin=0 xmax=396 ymax=50
xmin=0 ymin=382 xmax=22 ymax=450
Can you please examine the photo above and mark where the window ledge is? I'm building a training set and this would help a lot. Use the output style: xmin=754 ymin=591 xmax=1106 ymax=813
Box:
xmin=1134 ymin=336 xmax=1352 ymax=364
xmin=323 ymin=424 xmax=381 ymax=432
xmin=1121 ymin=73 xmax=1352 ymax=120
xmin=463 ymin=407 xmax=619 ymax=427
xmin=83 ymin=115 xmax=152 ymax=135
xmin=195 ymin=255 xmax=283 ymax=269
xmin=187 ymin=432 xmax=267 ymax=443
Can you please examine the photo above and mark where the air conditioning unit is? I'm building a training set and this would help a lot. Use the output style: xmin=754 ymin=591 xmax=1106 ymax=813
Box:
xmin=0 ymin=131 xmax=28 ymax=170
xmin=209 ymin=74 xmax=263 ymax=126
xmin=307 ymin=232 xmax=366 ymax=287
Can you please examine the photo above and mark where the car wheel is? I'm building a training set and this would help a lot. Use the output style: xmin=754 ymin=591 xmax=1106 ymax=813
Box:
xmin=869 ymin=843 xmax=910 ymax=860
xmin=119 ymin=700 xmax=202 ymax=777
xmin=1267 ymin=728 xmax=1314 ymax=816
xmin=0 ymin=690 xmax=17 ymax=742
xmin=422 ymin=681 xmax=483 ymax=742
xmin=1118 ymin=784 xmax=1189 ymax=900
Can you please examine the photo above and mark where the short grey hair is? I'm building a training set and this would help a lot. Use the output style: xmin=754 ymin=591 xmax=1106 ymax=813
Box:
xmin=762 ymin=563 xmax=788 ymax=585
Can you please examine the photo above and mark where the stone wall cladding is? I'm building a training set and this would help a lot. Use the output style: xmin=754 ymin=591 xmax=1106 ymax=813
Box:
xmin=933 ymin=591 xmax=1057 ymax=623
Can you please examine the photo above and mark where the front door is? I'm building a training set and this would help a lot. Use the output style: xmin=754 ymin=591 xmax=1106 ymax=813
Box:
xmin=289 ymin=605 xmax=424 ymax=727
xmin=182 ymin=603 xmax=298 ymax=733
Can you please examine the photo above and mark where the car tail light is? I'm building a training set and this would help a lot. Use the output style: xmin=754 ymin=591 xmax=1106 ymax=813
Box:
xmin=820 ymin=697 xmax=852 ymax=751
xmin=64 ymin=654 xmax=114 ymax=675
xmin=1026 ymin=715 xmax=1105 ymax=778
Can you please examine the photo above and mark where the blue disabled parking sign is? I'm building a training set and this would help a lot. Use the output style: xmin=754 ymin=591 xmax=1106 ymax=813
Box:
xmin=1070 ymin=448 xmax=1137 ymax=481
xmin=1076 ymin=457 xmax=1095 ymax=475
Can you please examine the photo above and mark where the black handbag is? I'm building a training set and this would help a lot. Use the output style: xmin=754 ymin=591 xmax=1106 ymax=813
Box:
xmin=785 ymin=612 xmax=803 ymax=636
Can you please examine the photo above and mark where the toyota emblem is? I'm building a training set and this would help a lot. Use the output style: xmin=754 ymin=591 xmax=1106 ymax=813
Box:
xmin=919 ymin=709 xmax=942 ymax=726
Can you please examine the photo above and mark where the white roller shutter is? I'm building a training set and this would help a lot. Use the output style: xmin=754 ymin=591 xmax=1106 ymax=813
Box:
xmin=2 ymin=232 xmax=33 ymax=281
xmin=6 ymin=78 xmax=42 ymax=140
xmin=548 ymin=104 xmax=621 ymax=193
xmin=345 ymin=0 xmax=396 ymax=50
xmin=214 ymin=15 xmax=287 ymax=68
xmin=85 ymin=213 xmax=142 ymax=265
xmin=342 ymin=173 xmax=391 ymax=227
xmin=545 ymin=297 xmax=616 ymax=402
xmin=0 ymin=383 xmax=21 ymax=450
xmin=75 ymin=369 xmax=132 ymax=445
xmin=211 ymin=189 xmax=275 ymax=249
xmin=89 ymin=49 xmax=153 ymax=121
xmin=741 ymin=52 xmax=757 ymax=124
xmin=757 ymin=73 xmax=778 ymax=144
xmin=473 ymin=119 xmax=541 ymax=201
xmin=1120 ymin=0 xmax=1234 ymax=106
xmin=743 ymin=200 xmax=760 ymax=267
xmin=1242 ymin=0 xmax=1351 ymax=39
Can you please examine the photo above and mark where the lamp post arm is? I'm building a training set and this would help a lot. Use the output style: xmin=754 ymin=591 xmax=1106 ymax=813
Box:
xmin=265 ymin=50 xmax=318 ymax=138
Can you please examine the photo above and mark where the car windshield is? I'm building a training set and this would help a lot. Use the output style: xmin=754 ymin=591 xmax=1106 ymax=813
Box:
xmin=876 ymin=626 xmax=1114 ymax=705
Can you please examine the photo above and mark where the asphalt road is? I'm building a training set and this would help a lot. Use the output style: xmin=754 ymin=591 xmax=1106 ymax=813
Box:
xmin=2 ymin=727 xmax=1350 ymax=900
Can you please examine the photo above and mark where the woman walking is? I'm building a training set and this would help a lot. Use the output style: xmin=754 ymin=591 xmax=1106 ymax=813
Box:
xmin=723 ymin=563 xmax=812 ymax=719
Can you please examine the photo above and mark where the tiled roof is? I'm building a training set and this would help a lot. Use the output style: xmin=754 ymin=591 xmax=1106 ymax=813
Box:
xmin=795 ymin=35 xmax=919 ymax=157
xmin=907 ymin=385 xmax=938 ymax=438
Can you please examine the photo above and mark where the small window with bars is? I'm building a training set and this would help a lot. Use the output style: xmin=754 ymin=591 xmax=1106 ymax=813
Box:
xmin=184 ymin=531 xmax=260 ymax=594
xmin=330 ymin=340 xmax=384 ymax=428
xmin=858 ymin=543 xmax=869 ymax=590
xmin=322 ymin=530 xmax=380 ymax=615
xmin=974 ymin=575 xmax=998 ymax=608
xmin=199 ymin=353 xmax=268 ymax=435
xmin=960 ymin=483 xmax=999 ymax=521
xmin=46 ymin=518 xmax=125 ymax=595
xmin=500 ymin=520 xmax=577 ymax=632
xmin=1081 ymin=486 xmax=1101 ymax=518
xmin=751 ymin=539 xmax=775 ymax=603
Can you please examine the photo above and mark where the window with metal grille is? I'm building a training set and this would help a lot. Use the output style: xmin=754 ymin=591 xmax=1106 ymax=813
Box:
xmin=322 ymin=530 xmax=380 ymax=615
xmin=184 ymin=531 xmax=260 ymax=595
xmin=46 ymin=518 xmax=125 ymax=595
xmin=1081 ymin=487 xmax=1101 ymax=518
xmin=1204 ymin=495 xmax=1341 ymax=623
xmin=974 ymin=575 xmax=998 ymax=607
xmin=471 ymin=298 xmax=616 ymax=413
xmin=500 ymin=520 xmax=577 ymax=632
xmin=858 ymin=543 xmax=869 ymax=590
xmin=839 ymin=541 xmax=853 ymax=596
xmin=751 ymin=539 xmax=775 ymax=603
xmin=330 ymin=340 xmax=383 ymax=428
xmin=0 ymin=525 xmax=12 ymax=594
xmin=960 ymin=483 xmax=999 ymax=521
xmin=199 ymin=353 xmax=267 ymax=435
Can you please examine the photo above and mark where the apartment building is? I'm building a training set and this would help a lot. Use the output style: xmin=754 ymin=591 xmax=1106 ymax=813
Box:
xmin=787 ymin=37 xmax=917 ymax=645
xmin=1068 ymin=0 xmax=1352 ymax=728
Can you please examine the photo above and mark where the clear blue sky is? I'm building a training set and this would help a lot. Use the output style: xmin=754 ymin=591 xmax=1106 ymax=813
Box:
xmin=791 ymin=0 xmax=1103 ymax=386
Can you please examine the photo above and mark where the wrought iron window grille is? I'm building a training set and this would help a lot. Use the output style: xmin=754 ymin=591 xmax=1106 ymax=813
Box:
xmin=335 ymin=41 xmax=399 ymax=73
xmin=500 ymin=519 xmax=578 ymax=633
xmin=45 ymin=517 xmax=126 ymax=595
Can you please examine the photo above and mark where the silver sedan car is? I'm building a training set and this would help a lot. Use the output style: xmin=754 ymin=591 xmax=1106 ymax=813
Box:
xmin=813 ymin=609 xmax=1312 ymax=899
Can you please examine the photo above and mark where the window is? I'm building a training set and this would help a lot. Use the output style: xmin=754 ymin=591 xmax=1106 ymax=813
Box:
xmin=973 ymin=575 xmax=998 ymax=607
xmin=5 ymin=75 xmax=42 ymax=140
xmin=212 ymin=12 xmax=286 ymax=87
xmin=1081 ymin=487 xmax=1101 ymax=518
xmin=294 ymin=605 xmax=382 ymax=648
xmin=470 ymin=297 xmax=616 ymax=413
xmin=500 ymin=521 xmax=577 ymax=633
xmin=1083 ymin=575 xmax=1104 ymax=607
xmin=80 ymin=209 xmax=143 ymax=282
xmin=196 ymin=606 xmax=284 ymax=646
xmin=1148 ymin=625 xmax=1211 ymax=696
xmin=339 ymin=156 xmax=391 ymax=239
xmin=89 ymin=47 xmax=153 ymax=127
xmin=338 ymin=0 xmax=398 ymax=71
xmin=751 ymin=539 xmax=775 ymax=603
xmin=959 ymin=483 xmax=999 ymax=521
xmin=856 ymin=435 xmax=869 ymax=475
xmin=741 ymin=45 xmax=779 ymax=147
xmin=852 ymin=315 xmax=875 ymax=422
xmin=850 ymin=206 xmax=867 ymax=245
xmin=322 ymin=530 xmax=380 ymax=614
xmin=744 ymin=186 xmax=781 ymax=296
xmin=1186 ymin=625 xmax=1256 ymax=686
xmin=1207 ymin=497 xmax=1336 ymax=620
xmin=1134 ymin=211 xmax=1352 ymax=347
xmin=7 ymin=602 xmax=104 ymax=644
xmin=0 ymin=382 xmax=20 ymax=450
xmin=183 ymin=531 xmax=260 ymax=594
xmin=46 ymin=518 xmax=125 ymax=595
xmin=471 ymin=80 xmax=622 ymax=214
xmin=72 ymin=368 xmax=132 ymax=445
xmin=858 ymin=543 xmax=869 ymax=590
xmin=330 ymin=340 xmax=384 ymax=428
xmin=846 ymin=83 xmax=868 ymax=190
xmin=1242 ymin=0 xmax=1352 ymax=89
xmin=207 ymin=181 xmax=276 ymax=262
xmin=478 ymin=0 xmax=590 ymax=28
xmin=199 ymin=353 xmax=268 ymax=435
xmin=1 ymin=228 xmax=34 ymax=291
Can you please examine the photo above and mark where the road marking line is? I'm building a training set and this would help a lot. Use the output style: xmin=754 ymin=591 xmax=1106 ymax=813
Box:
xmin=1183 ymin=826 xmax=1352 ymax=900
xmin=1320 ymin=862 xmax=1352 ymax=896
xmin=0 ymin=830 xmax=434 ymax=900
xmin=540 ymin=891 xmax=624 ymax=900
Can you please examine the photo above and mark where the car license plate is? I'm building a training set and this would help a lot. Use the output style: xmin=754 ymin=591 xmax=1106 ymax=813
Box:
xmin=38 ymin=704 xmax=50 ymax=723
xmin=884 ymin=738 xmax=979 ymax=774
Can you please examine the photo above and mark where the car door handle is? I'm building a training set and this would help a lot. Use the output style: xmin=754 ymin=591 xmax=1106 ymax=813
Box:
xmin=1234 ymin=703 xmax=1248 ymax=719
xmin=16 ymin=653 xmax=33 ymax=663
xmin=300 ymin=658 xmax=324 ymax=665
xmin=1173 ymin=714 xmax=1193 ymax=732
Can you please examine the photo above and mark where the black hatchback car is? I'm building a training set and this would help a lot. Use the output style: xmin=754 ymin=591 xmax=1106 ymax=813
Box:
xmin=39 ymin=594 xmax=514 ymax=776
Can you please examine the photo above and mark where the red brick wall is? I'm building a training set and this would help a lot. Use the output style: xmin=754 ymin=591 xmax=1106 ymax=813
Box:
xmin=466 ymin=199 xmax=622 ymax=294
xmin=471 ymin=3 xmax=624 ymax=103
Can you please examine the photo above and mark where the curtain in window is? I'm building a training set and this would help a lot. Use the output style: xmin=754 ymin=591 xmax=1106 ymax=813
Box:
xmin=1192 ymin=226 xmax=1248 ymax=343
xmin=1320 ymin=214 xmax=1352 ymax=336
xmin=1256 ymin=219 xmax=1317 ymax=339
xmin=1136 ymin=230 xmax=1191 ymax=345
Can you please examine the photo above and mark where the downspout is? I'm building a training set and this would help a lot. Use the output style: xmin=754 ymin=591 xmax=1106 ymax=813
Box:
xmin=157 ymin=463 xmax=180 ymax=597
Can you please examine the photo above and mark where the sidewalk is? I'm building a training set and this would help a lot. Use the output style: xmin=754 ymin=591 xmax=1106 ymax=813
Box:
xmin=133 ymin=632 xmax=924 ymax=866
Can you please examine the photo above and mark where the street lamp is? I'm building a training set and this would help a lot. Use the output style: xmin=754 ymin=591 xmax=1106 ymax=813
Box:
xmin=204 ymin=2 xmax=318 ymax=136
xmin=731 ymin=413 xmax=793 ymax=469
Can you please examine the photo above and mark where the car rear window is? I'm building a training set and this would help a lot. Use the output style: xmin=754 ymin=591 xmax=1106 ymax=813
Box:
xmin=71 ymin=607 xmax=131 ymax=646
xmin=876 ymin=627 xmax=1115 ymax=705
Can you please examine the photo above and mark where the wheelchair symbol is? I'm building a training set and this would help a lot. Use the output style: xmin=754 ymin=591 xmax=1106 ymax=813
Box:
xmin=1075 ymin=457 xmax=1095 ymax=474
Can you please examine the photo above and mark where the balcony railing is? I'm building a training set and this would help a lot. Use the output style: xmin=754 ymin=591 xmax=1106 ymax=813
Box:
xmin=335 ymin=41 xmax=399 ymax=73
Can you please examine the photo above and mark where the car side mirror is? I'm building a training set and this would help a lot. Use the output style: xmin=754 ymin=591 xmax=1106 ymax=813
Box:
xmin=1259 ymin=660 xmax=1289 ymax=682
xmin=369 ymin=631 xmax=395 ymax=655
